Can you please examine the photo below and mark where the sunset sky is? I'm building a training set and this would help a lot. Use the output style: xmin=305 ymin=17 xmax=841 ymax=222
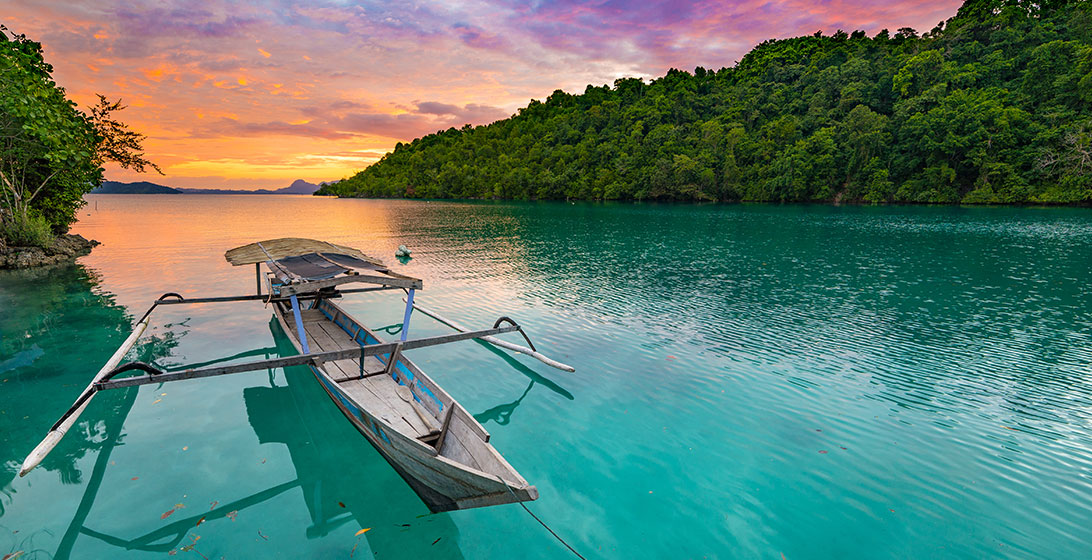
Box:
xmin=5 ymin=0 xmax=961 ymax=190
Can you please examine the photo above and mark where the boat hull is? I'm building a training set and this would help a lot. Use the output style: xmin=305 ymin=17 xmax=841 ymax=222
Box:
xmin=271 ymin=300 xmax=537 ymax=512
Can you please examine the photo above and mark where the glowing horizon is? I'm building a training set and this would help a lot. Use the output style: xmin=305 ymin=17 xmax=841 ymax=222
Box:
xmin=5 ymin=0 xmax=960 ymax=191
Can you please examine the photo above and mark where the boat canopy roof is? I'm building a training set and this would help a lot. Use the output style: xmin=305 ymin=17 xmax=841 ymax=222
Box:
xmin=225 ymin=238 xmax=383 ymax=267
xmin=225 ymin=238 xmax=422 ymax=294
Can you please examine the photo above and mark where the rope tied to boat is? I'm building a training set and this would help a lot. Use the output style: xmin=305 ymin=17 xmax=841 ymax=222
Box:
xmin=495 ymin=476 xmax=588 ymax=560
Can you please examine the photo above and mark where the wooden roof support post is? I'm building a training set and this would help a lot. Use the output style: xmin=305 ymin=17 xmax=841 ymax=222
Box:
xmin=401 ymin=289 xmax=415 ymax=342
xmin=289 ymin=294 xmax=310 ymax=353
xmin=255 ymin=263 xmax=262 ymax=296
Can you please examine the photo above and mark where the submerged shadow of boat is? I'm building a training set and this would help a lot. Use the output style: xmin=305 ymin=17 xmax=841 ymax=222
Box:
xmin=20 ymin=239 xmax=575 ymax=556
xmin=244 ymin=318 xmax=466 ymax=555
xmin=58 ymin=318 xmax=465 ymax=559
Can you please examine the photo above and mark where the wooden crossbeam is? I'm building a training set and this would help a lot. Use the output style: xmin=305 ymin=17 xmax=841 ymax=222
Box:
xmin=94 ymin=325 xmax=520 ymax=391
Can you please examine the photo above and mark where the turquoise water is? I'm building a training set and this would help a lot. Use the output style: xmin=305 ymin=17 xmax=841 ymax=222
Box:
xmin=2 ymin=196 xmax=1092 ymax=559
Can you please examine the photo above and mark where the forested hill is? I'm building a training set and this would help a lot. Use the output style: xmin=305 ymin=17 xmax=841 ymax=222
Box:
xmin=319 ymin=0 xmax=1092 ymax=204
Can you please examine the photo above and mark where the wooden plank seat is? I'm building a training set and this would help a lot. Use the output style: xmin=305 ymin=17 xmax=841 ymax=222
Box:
xmin=285 ymin=308 xmax=440 ymax=440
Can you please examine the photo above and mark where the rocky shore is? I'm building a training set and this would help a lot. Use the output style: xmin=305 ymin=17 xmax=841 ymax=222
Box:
xmin=0 ymin=234 xmax=99 ymax=269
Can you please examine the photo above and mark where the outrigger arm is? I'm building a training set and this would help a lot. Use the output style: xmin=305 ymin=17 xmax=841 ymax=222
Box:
xmin=407 ymin=299 xmax=576 ymax=373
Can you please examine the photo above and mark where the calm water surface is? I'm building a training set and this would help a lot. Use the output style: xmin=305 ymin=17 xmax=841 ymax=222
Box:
xmin=2 ymin=195 xmax=1091 ymax=559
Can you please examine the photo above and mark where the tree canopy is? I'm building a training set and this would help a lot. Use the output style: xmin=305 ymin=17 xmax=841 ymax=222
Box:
xmin=319 ymin=0 xmax=1092 ymax=204
xmin=0 ymin=26 xmax=158 ymax=244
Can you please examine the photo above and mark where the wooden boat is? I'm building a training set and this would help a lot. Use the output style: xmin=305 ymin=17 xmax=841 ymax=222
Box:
xmin=20 ymin=238 xmax=575 ymax=513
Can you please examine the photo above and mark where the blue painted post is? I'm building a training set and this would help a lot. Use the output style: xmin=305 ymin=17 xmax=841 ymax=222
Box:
xmin=401 ymin=289 xmax=415 ymax=342
xmin=289 ymin=294 xmax=310 ymax=353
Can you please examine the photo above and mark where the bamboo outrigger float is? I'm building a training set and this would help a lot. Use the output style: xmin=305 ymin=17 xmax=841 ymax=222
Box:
xmin=20 ymin=238 xmax=574 ymax=513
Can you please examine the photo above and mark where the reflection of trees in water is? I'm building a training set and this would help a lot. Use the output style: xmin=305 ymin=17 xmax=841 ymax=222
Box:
xmin=0 ymin=264 xmax=183 ymax=506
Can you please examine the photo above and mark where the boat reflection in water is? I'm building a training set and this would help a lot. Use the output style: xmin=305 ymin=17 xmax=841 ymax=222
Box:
xmin=63 ymin=318 xmax=465 ymax=559
xmin=471 ymin=339 xmax=575 ymax=426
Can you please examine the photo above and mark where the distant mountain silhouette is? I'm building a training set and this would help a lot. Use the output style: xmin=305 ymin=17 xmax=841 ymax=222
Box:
xmin=277 ymin=179 xmax=322 ymax=194
xmin=93 ymin=181 xmax=182 ymax=194
xmin=94 ymin=179 xmax=324 ymax=195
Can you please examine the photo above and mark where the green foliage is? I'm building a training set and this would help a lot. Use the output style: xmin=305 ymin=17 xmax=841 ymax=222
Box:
xmin=0 ymin=209 xmax=53 ymax=248
xmin=0 ymin=26 xmax=158 ymax=242
xmin=321 ymin=0 xmax=1092 ymax=205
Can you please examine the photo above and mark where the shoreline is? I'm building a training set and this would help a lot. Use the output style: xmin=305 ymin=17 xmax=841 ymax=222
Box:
xmin=311 ymin=194 xmax=1092 ymax=209
xmin=0 ymin=234 xmax=99 ymax=270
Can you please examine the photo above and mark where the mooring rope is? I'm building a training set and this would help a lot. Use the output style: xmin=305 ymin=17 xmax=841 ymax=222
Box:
xmin=497 ymin=476 xmax=588 ymax=560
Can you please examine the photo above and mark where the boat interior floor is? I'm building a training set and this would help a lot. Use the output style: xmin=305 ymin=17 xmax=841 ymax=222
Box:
xmin=286 ymin=308 xmax=441 ymax=443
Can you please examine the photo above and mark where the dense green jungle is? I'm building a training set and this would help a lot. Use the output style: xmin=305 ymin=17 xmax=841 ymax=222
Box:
xmin=319 ymin=0 xmax=1092 ymax=204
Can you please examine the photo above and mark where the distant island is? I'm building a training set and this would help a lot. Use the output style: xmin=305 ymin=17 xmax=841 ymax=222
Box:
xmin=318 ymin=0 xmax=1092 ymax=205
xmin=93 ymin=179 xmax=323 ymax=195
xmin=92 ymin=181 xmax=182 ymax=194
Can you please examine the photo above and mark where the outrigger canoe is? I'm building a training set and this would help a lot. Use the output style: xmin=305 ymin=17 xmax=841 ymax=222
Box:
xmin=20 ymin=238 xmax=575 ymax=513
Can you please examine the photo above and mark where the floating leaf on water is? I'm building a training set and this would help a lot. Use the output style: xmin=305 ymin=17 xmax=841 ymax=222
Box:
xmin=131 ymin=477 xmax=139 ymax=481
xmin=182 ymin=446 xmax=188 ymax=451
xmin=174 ymin=503 xmax=186 ymax=509
xmin=152 ymin=399 xmax=161 ymax=405
xmin=350 ymin=543 xmax=358 ymax=558
xmin=3 ymin=551 xmax=26 ymax=560
xmin=781 ymin=554 xmax=787 ymax=560
xmin=161 ymin=509 xmax=176 ymax=520
xmin=196 ymin=516 xmax=206 ymax=527
xmin=432 ymin=538 xmax=441 ymax=545
xmin=355 ymin=528 xmax=371 ymax=536
xmin=258 ymin=529 xmax=269 ymax=540
xmin=209 ymin=501 xmax=219 ymax=510
xmin=338 ymin=502 xmax=346 ymax=508
xmin=227 ymin=510 xmax=238 ymax=521
xmin=180 ymin=544 xmax=194 ymax=552
xmin=168 ymin=550 xmax=177 ymax=556
xmin=818 ymin=450 xmax=828 ymax=454
xmin=415 ymin=514 xmax=429 ymax=518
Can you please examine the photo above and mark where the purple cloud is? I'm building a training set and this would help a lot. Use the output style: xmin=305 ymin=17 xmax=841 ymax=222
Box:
xmin=451 ymin=22 xmax=509 ymax=50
